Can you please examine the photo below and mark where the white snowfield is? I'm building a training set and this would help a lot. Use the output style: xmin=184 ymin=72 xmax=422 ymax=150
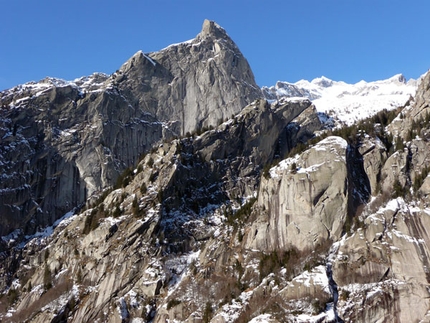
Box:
xmin=263 ymin=73 xmax=422 ymax=126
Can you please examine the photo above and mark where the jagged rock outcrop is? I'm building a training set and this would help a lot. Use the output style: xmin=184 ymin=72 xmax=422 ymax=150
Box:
xmin=158 ymin=98 xmax=316 ymax=246
xmin=0 ymin=76 xmax=165 ymax=237
xmin=358 ymin=136 xmax=387 ymax=195
xmin=332 ymin=199 xmax=430 ymax=323
xmin=114 ymin=19 xmax=261 ymax=136
xmin=389 ymin=71 xmax=430 ymax=139
xmin=413 ymin=71 xmax=430 ymax=118
xmin=245 ymin=136 xmax=349 ymax=253
xmin=0 ymin=20 xmax=261 ymax=238
xmin=280 ymin=99 xmax=325 ymax=156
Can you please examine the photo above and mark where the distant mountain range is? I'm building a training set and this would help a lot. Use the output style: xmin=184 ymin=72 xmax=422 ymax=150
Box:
xmin=263 ymin=73 xmax=418 ymax=126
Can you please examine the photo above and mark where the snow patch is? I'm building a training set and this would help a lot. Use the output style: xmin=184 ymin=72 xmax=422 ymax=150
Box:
xmin=248 ymin=314 xmax=273 ymax=323
xmin=142 ymin=53 xmax=157 ymax=66
xmin=13 ymin=209 xmax=78 ymax=248
xmin=117 ymin=297 xmax=129 ymax=320
xmin=166 ymin=250 xmax=201 ymax=297
xmin=290 ymin=265 xmax=330 ymax=294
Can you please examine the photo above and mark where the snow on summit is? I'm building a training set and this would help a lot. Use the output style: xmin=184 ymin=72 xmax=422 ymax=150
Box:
xmin=263 ymin=73 xmax=419 ymax=126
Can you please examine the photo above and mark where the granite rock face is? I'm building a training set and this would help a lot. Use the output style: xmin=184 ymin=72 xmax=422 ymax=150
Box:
xmin=245 ymin=136 xmax=349 ymax=253
xmin=0 ymin=76 xmax=164 ymax=237
xmin=115 ymin=19 xmax=261 ymax=136
xmin=0 ymin=20 xmax=261 ymax=237
xmin=332 ymin=198 xmax=430 ymax=323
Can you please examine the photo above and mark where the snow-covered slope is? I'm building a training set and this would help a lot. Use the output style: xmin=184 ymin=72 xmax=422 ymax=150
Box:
xmin=262 ymin=74 xmax=419 ymax=126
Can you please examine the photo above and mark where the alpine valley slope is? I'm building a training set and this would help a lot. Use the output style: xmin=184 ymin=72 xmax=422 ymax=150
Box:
xmin=1 ymin=20 xmax=430 ymax=323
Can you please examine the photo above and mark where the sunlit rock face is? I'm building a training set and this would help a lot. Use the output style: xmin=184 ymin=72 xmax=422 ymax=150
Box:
xmin=245 ymin=136 xmax=349 ymax=253
xmin=0 ymin=19 xmax=261 ymax=237
xmin=117 ymin=19 xmax=261 ymax=136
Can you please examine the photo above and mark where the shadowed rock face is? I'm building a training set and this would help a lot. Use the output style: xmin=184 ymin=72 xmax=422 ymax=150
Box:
xmin=0 ymin=20 xmax=261 ymax=237
xmin=159 ymin=98 xmax=314 ymax=244
xmin=0 ymin=78 xmax=166 ymax=237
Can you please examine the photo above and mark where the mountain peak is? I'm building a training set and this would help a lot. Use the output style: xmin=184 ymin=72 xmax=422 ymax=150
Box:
xmin=199 ymin=19 xmax=228 ymax=39
xmin=263 ymin=74 xmax=417 ymax=126
xmin=311 ymin=76 xmax=334 ymax=88
xmin=387 ymin=73 xmax=406 ymax=84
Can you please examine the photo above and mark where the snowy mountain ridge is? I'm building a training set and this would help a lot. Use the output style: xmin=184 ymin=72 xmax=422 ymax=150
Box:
xmin=262 ymin=73 xmax=420 ymax=126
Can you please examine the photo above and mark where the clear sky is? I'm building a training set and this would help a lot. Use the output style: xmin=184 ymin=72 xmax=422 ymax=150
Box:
xmin=1 ymin=0 xmax=429 ymax=91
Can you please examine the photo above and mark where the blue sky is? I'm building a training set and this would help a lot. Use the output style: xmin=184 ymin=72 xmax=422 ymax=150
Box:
xmin=1 ymin=0 xmax=429 ymax=90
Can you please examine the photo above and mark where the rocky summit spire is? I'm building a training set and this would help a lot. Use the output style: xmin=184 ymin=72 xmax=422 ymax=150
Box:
xmin=199 ymin=19 xmax=228 ymax=39
xmin=117 ymin=19 xmax=261 ymax=136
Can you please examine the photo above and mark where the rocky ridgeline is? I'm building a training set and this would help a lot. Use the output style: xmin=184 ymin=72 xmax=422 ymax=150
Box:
xmin=0 ymin=19 xmax=260 ymax=239
xmin=1 ymin=20 xmax=430 ymax=323
xmin=262 ymin=73 xmax=418 ymax=127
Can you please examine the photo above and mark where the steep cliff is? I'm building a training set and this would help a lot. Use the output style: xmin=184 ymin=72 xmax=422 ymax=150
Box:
xmin=245 ymin=136 xmax=349 ymax=253
xmin=0 ymin=20 xmax=261 ymax=238
xmin=116 ymin=19 xmax=261 ymax=136
xmin=0 ymin=76 xmax=163 ymax=237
